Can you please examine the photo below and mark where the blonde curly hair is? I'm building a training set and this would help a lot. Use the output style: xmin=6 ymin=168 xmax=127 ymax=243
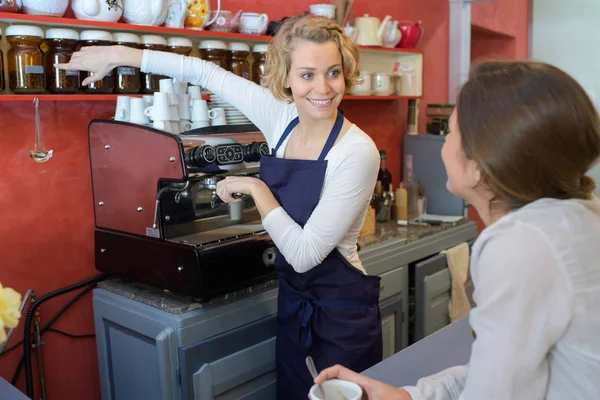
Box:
xmin=262 ymin=14 xmax=361 ymax=102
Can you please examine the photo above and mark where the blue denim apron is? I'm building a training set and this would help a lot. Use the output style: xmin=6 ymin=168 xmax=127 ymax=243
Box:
xmin=260 ymin=110 xmax=383 ymax=400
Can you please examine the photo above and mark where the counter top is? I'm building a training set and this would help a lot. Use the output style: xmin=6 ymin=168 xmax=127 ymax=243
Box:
xmin=98 ymin=218 xmax=470 ymax=315
xmin=364 ymin=317 xmax=473 ymax=387
xmin=357 ymin=218 xmax=468 ymax=249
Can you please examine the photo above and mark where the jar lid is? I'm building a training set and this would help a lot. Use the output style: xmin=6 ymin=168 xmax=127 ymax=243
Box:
xmin=252 ymin=44 xmax=269 ymax=53
xmin=141 ymin=35 xmax=167 ymax=45
xmin=167 ymin=37 xmax=193 ymax=47
xmin=6 ymin=25 xmax=44 ymax=38
xmin=427 ymin=104 xmax=455 ymax=108
xmin=45 ymin=28 xmax=79 ymax=41
xmin=228 ymin=42 xmax=250 ymax=52
xmin=80 ymin=30 xmax=113 ymax=42
xmin=199 ymin=40 xmax=227 ymax=50
xmin=113 ymin=32 xmax=141 ymax=44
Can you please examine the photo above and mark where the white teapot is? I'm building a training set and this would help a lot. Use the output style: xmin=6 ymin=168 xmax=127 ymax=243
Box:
xmin=72 ymin=0 xmax=123 ymax=23
xmin=382 ymin=20 xmax=402 ymax=48
xmin=354 ymin=14 xmax=392 ymax=47
xmin=122 ymin=0 xmax=168 ymax=26
xmin=20 ymin=0 xmax=69 ymax=16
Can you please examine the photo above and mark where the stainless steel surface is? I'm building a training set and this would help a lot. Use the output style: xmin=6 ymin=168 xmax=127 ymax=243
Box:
xmin=171 ymin=222 xmax=265 ymax=246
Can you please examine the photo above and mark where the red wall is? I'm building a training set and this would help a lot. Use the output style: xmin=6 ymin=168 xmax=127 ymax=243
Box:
xmin=0 ymin=1 xmax=528 ymax=398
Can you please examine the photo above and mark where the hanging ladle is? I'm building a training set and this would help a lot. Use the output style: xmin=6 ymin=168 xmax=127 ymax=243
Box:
xmin=29 ymin=97 xmax=53 ymax=163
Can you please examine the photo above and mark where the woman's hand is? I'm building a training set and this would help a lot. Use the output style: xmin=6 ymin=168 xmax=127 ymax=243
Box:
xmin=54 ymin=45 xmax=143 ymax=86
xmin=216 ymin=176 xmax=261 ymax=203
xmin=314 ymin=364 xmax=412 ymax=400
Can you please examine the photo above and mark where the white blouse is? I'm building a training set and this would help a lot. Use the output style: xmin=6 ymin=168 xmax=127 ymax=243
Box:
xmin=402 ymin=196 xmax=600 ymax=400
xmin=141 ymin=50 xmax=380 ymax=274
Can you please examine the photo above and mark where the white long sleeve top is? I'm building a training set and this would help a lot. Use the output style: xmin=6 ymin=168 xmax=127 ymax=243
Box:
xmin=141 ymin=50 xmax=379 ymax=274
xmin=402 ymin=195 xmax=600 ymax=400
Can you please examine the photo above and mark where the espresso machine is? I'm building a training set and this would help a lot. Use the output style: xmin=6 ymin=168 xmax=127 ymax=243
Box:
xmin=88 ymin=120 xmax=277 ymax=300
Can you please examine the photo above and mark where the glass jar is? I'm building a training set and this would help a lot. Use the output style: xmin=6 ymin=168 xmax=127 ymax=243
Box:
xmin=166 ymin=37 xmax=193 ymax=56
xmin=425 ymin=104 xmax=454 ymax=135
xmin=198 ymin=40 xmax=228 ymax=69
xmin=6 ymin=25 xmax=45 ymax=94
xmin=227 ymin=42 xmax=250 ymax=80
xmin=140 ymin=35 xmax=167 ymax=94
xmin=78 ymin=30 xmax=115 ymax=94
xmin=113 ymin=32 xmax=141 ymax=94
xmin=251 ymin=44 xmax=268 ymax=86
xmin=44 ymin=28 xmax=80 ymax=94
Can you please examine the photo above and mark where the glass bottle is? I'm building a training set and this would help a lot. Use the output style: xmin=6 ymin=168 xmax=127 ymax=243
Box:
xmin=377 ymin=150 xmax=393 ymax=190
xmin=227 ymin=42 xmax=250 ymax=80
xmin=251 ymin=43 xmax=268 ymax=86
xmin=402 ymin=154 xmax=419 ymax=221
xmin=78 ymin=30 xmax=115 ymax=94
xmin=140 ymin=35 xmax=168 ymax=94
xmin=6 ymin=25 xmax=45 ymax=94
xmin=166 ymin=37 xmax=193 ymax=56
xmin=113 ymin=32 xmax=141 ymax=94
xmin=44 ymin=28 xmax=80 ymax=94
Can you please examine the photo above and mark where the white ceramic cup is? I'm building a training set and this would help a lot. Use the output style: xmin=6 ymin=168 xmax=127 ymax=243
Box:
xmin=153 ymin=120 xmax=170 ymax=132
xmin=209 ymin=107 xmax=227 ymax=126
xmin=373 ymin=73 xmax=393 ymax=95
xmin=238 ymin=12 xmax=269 ymax=35
xmin=308 ymin=379 xmax=362 ymax=400
xmin=173 ymin=79 xmax=188 ymax=95
xmin=178 ymin=93 xmax=191 ymax=120
xmin=191 ymin=99 xmax=210 ymax=121
xmin=191 ymin=120 xmax=210 ymax=129
xmin=114 ymin=95 xmax=131 ymax=121
xmin=309 ymin=379 xmax=362 ymax=400
xmin=179 ymin=119 xmax=193 ymax=132
xmin=145 ymin=92 xmax=170 ymax=121
xmin=159 ymin=78 xmax=176 ymax=94
xmin=309 ymin=4 xmax=336 ymax=19
xmin=129 ymin=98 xmax=149 ymax=125
xmin=188 ymin=86 xmax=202 ymax=102
xmin=142 ymin=95 xmax=154 ymax=107
xmin=352 ymin=71 xmax=372 ymax=94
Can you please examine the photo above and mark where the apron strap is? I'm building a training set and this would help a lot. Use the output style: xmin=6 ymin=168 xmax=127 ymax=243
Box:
xmin=317 ymin=109 xmax=344 ymax=161
xmin=272 ymin=109 xmax=345 ymax=158
xmin=272 ymin=116 xmax=300 ymax=154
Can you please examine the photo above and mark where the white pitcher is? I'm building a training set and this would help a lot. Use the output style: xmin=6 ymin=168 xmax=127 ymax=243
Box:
xmin=72 ymin=0 xmax=123 ymax=22
xmin=122 ymin=0 xmax=168 ymax=26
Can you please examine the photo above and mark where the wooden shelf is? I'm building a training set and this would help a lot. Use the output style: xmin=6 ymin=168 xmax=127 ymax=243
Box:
xmin=343 ymin=95 xmax=420 ymax=100
xmin=0 ymin=94 xmax=210 ymax=101
xmin=0 ymin=12 xmax=422 ymax=53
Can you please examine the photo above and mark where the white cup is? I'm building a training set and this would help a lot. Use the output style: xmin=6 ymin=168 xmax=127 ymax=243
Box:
xmin=352 ymin=71 xmax=372 ymax=94
xmin=173 ymin=79 xmax=188 ymax=95
xmin=179 ymin=120 xmax=192 ymax=132
xmin=309 ymin=4 xmax=336 ymax=19
xmin=129 ymin=98 xmax=149 ymax=125
xmin=191 ymin=120 xmax=210 ymax=129
xmin=188 ymin=86 xmax=202 ymax=102
xmin=114 ymin=96 xmax=131 ymax=121
xmin=153 ymin=120 xmax=170 ymax=132
xmin=209 ymin=107 xmax=227 ymax=126
xmin=168 ymin=104 xmax=180 ymax=121
xmin=191 ymin=99 xmax=210 ymax=121
xmin=142 ymin=95 xmax=154 ymax=107
xmin=178 ymin=93 xmax=191 ymax=120
xmin=159 ymin=78 xmax=175 ymax=94
xmin=145 ymin=92 xmax=170 ymax=121
xmin=170 ymin=120 xmax=181 ymax=134
xmin=373 ymin=73 xmax=393 ymax=95
xmin=309 ymin=379 xmax=362 ymax=400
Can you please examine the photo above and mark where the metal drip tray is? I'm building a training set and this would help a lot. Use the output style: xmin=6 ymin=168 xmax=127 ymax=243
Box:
xmin=170 ymin=223 xmax=266 ymax=246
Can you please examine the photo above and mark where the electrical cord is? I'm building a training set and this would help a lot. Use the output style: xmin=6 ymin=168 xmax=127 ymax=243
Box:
xmin=22 ymin=273 xmax=108 ymax=399
xmin=9 ymin=282 xmax=97 ymax=386
xmin=45 ymin=328 xmax=95 ymax=339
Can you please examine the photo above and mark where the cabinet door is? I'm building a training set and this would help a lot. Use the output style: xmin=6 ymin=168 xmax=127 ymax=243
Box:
xmin=380 ymin=295 xmax=404 ymax=360
xmin=179 ymin=315 xmax=277 ymax=400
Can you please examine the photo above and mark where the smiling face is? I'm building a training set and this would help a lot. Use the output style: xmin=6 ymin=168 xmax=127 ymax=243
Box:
xmin=284 ymin=39 xmax=345 ymax=122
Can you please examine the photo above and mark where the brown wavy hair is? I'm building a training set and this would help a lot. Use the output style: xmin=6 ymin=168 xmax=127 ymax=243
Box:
xmin=262 ymin=14 xmax=361 ymax=102
xmin=457 ymin=60 xmax=600 ymax=212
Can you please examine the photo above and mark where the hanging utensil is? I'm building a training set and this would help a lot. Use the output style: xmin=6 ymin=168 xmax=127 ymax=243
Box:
xmin=29 ymin=97 xmax=53 ymax=163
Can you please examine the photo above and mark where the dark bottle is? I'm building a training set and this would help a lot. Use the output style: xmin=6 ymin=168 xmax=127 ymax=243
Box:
xmin=377 ymin=150 xmax=393 ymax=190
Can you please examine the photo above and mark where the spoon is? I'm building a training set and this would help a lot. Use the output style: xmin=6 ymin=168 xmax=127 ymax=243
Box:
xmin=306 ymin=356 xmax=328 ymax=400
xmin=29 ymin=97 xmax=53 ymax=163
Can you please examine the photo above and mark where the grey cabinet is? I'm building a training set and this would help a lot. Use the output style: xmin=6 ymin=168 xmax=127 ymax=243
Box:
xmin=410 ymin=241 xmax=475 ymax=344
xmin=380 ymin=294 xmax=404 ymax=360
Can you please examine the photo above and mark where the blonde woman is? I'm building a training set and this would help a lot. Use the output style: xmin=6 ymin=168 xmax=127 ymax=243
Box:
xmin=57 ymin=14 xmax=383 ymax=399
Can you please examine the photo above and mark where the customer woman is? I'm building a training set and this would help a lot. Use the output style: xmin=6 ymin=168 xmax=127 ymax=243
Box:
xmin=314 ymin=60 xmax=600 ymax=399
xmin=57 ymin=14 xmax=383 ymax=400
